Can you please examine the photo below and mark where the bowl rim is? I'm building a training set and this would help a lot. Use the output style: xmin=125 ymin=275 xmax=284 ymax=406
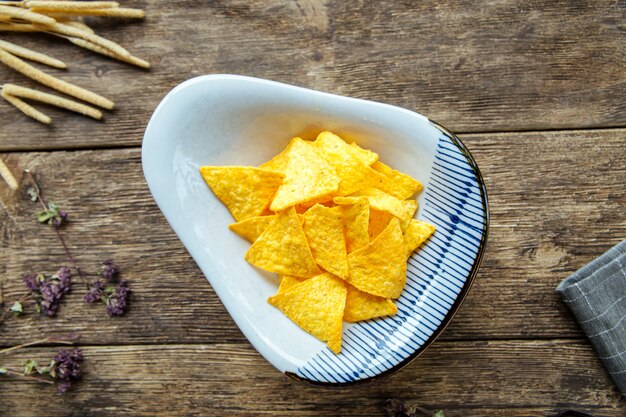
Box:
xmin=285 ymin=119 xmax=490 ymax=386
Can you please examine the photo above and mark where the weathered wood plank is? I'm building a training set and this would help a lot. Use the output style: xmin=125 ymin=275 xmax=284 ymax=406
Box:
xmin=0 ymin=129 xmax=624 ymax=345
xmin=0 ymin=340 xmax=623 ymax=416
xmin=0 ymin=0 xmax=624 ymax=150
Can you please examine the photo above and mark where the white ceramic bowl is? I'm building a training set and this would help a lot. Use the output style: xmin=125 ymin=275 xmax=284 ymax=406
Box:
xmin=142 ymin=74 xmax=489 ymax=385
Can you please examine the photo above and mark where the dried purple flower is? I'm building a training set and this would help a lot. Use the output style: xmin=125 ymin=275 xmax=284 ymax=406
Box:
xmin=23 ymin=268 xmax=71 ymax=317
xmin=36 ymin=202 xmax=68 ymax=228
xmin=52 ymin=348 xmax=83 ymax=394
xmin=22 ymin=273 xmax=39 ymax=291
xmin=84 ymin=281 xmax=105 ymax=304
xmin=100 ymin=260 xmax=119 ymax=281
xmin=106 ymin=280 xmax=130 ymax=316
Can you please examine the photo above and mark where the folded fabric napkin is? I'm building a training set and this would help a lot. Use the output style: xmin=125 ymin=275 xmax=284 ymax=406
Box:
xmin=556 ymin=239 xmax=626 ymax=396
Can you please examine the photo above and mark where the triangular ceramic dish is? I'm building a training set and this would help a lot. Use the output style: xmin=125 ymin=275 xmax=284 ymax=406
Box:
xmin=142 ymin=74 xmax=489 ymax=385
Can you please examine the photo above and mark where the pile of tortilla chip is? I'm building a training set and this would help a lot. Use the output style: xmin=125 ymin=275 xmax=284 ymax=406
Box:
xmin=200 ymin=131 xmax=435 ymax=354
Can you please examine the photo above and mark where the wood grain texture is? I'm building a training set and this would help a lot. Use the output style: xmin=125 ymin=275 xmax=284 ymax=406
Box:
xmin=0 ymin=0 xmax=624 ymax=150
xmin=0 ymin=340 xmax=624 ymax=416
xmin=0 ymin=128 xmax=624 ymax=346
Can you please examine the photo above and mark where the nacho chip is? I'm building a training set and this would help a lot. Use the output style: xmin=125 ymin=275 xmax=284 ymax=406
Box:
xmin=230 ymin=214 xmax=305 ymax=243
xmin=348 ymin=142 xmax=378 ymax=166
xmin=303 ymin=204 xmax=349 ymax=279
xmin=341 ymin=197 xmax=370 ymax=253
xmin=312 ymin=131 xmax=384 ymax=196
xmin=268 ymin=272 xmax=347 ymax=354
xmin=259 ymin=137 xmax=298 ymax=173
xmin=369 ymin=208 xmax=393 ymax=240
xmin=372 ymin=161 xmax=423 ymax=200
xmin=270 ymin=138 xmax=340 ymax=211
xmin=344 ymin=284 xmax=397 ymax=322
xmin=229 ymin=215 xmax=275 ymax=243
xmin=347 ymin=217 xmax=406 ymax=298
xmin=200 ymin=166 xmax=284 ymax=222
xmin=277 ymin=275 xmax=306 ymax=294
xmin=245 ymin=207 xmax=320 ymax=277
xmin=336 ymin=188 xmax=417 ymax=230
xmin=404 ymin=219 xmax=436 ymax=258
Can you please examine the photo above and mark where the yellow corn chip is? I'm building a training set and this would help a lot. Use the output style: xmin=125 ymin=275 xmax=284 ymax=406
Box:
xmin=341 ymin=197 xmax=370 ymax=253
xmin=230 ymin=214 xmax=305 ymax=243
xmin=372 ymin=161 xmax=423 ymax=200
xmin=312 ymin=132 xmax=384 ymax=196
xmin=344 ymin=284 xmax=397 ymax=322
xmin=369 ymin=208 xmax=393 ymax=240
xmin=229 ymin=215 xmax=275 ymax=243
xmin=347 ymin=217 xmax=406 ymax=298
xmin=303 ymin=204 xmax=349 ymax=279
xmin=404 ymin=219 xmax=436 ymax=258
xmin=277 ymin=275 xmax=306 ymax=294
xmin=348 ymin=142 xmax=378 ymax=166
xmin=270 ymin=138 xmax=340 ymax=211
xmin=335 ymin=188 xmax=417 ymax=230
xmin=245 ymin=207 xmax=320 ymax=277
xmin=200 ymin=166 xmax=284 ymax=222
xmin=259 ymin=137 xmax=298 ymax=173
xmin=268 ymin=272 xmax=347 ymax=354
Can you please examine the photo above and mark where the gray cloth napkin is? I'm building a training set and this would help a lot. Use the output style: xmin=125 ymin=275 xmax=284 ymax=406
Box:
xmin=556 ymin=239 xmax=626 ymax=396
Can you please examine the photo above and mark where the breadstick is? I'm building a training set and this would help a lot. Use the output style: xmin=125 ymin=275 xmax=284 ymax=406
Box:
xmin=26 ymin=1 xmax=120 ymax=9
xmin=0 ymin=5 xmax=56 ymax=25
xmin=0 ymin=49 xmax=114 ymax=109
xmin=33 ymin=8 xmax=145 ymax=19
xmin=0 ymin=39 xmax=66 ymax=68
xmin=3 ymin=83 xmax=102 ymax=119
xmin=1 ymin=89 xmax=52 ymax=124
xmin=39 ymin=21 xmax=130 ymax=57
xmin=68 ymin=37 xmax=149 ymax=69
xmin=0 ymin=22 xmax=39 ymax=31
xmin=0 ymin=157 xmax=19 ymax=191
xmin=60 ymin=19 xmax=94 ymax=33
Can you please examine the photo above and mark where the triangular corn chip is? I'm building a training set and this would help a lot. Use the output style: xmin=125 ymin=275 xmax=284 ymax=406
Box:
xmin=230 ymin=214 xmax=304 ymax=243
xmin=404 ymin=219 xmax=435 ymax=258
xmin=200 ymin=166 xmax=284 ymax=222
xmin=259 ymin=138 xmax=299 ymax=173
xmin=336 ymin=188 xmax=417 ymax=230
xmin=303 ymin=204 xmax=349 ymax=279
xmin=312 ymin=132 xmax=384 ymax=196
xmin=372 ymin=161 xmax=422 ymax=199
xmin=270 ymin=138 xmax=340 ymax=211
xmin=347 ymin=217 xmax=406 ymax=298
xmin=348 ymin=142 xmax=378 ymax=166
xmin=341 ymin=197 xmax=370 ymax=253
xmin=343 ymin=284 xmax=397 ymax=322
xmin=229 ymin=215 xmax=275 ymax=243
xmin=369 ymin=208 xmax=394 ymax=240
xmin=268 ymin=273 xmax=347 ymax=354
xmin=245 ymin=207 xmax=320 ymax=277
xmin=277 ymin=275 xmax=306 ymax=294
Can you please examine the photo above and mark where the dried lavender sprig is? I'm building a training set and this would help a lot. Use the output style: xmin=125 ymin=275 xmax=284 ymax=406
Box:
xmin=0 ymin=333 xmax=78 ymax=356
xmin=25 ymin=170 xmax=86 ymax=285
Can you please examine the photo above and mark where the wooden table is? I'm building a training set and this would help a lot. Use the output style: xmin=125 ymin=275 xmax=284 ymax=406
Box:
xmin=1 ymin=1 xmax=624 ymax=416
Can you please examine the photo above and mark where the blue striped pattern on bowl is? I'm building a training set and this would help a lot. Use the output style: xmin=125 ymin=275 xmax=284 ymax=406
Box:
xmin=289 ymin=126 xmax=488 ymax=384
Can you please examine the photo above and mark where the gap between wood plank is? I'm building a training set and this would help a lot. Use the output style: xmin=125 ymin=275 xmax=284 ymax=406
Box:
xmin=0 ymin=126 xmax=624 ymax=154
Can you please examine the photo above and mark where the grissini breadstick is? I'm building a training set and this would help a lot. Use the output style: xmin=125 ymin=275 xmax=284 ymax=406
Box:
xmin=0 ymin=39 xmax=66 ymax=68
xmin=26 ymin=1 xmax=120 ymax=9
xmin=3 ymin=83 xmax=103 ymax=119
xmin=0 ymin=5 xmax=56 ymax=25
xmin=33 ymin=8 xmax=145 ymax=19
xmin=0 ymin=49 xmax=114 ymax=109
xmin=1 ymin=89 xmax=52 ymax=124
xmin=67 ymin=37 xmax=149 ymax=69
xmin=0 ymin=156 xmax=19 ymax=191
xmin=0 ymin=23 xmax=40 ymax=32
xmin=38 ymin=21 xmax=131 ymax=57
